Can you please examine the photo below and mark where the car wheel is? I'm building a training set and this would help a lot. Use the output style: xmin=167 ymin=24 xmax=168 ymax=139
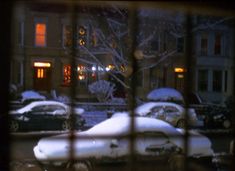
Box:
xmin=10 ymin=120 xmax=19 ymax=132
xmin=168 ymin=154 xmax=184 ymax=171
xmin=223 ymin=119 xmax=231 ymax=129
xmin=62 ymin=120 xmax=72 ymax=130
xmin=168 ymin=155 xmax=201 ymax=171
xmin=71 ymin=161 xmax=92 ymax=171
xmin=176 ymin=119 xmax=186 ymax=128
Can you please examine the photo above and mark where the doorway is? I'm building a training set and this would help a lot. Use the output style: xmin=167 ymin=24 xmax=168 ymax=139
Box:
xmin=33 ymin=62 xmax=52 ymax=91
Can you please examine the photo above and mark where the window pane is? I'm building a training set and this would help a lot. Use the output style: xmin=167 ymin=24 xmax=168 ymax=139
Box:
xmin=63 ymin=65 xmax=71 ymax=85
xmin=213 ymin=70 xmax=222 ymax=92
xmin=214 ymin=33 xmax=221 ymax=55
xmin=200 ymin=34 xmax=208 ymax=55
xmin=63 ymin=25 xmax=72 ymax=47
xmin=35 ymin=23 xmax=46 ymax=47
xmin=198 ymin=70 xmax=208 ymax=91
xmin=177 ymin=37 xmax=184 ymax=53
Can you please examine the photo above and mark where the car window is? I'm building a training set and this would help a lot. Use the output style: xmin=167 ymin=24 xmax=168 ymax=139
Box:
xmin=164 ymin=106 xmax=179 ymax=113
xmin=46 ymin=105 xmax=67 ymax=115
xmin=31 ymin=105 xmax=47 ymax=113
xmin=46 ymin=105 xmax=66 ymax=112
xmin=151 ymin=106 xmax=163 ymax=113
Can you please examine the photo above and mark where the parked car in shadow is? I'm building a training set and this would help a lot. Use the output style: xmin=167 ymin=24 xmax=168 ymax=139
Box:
xmin=9 ymin=101 xmax=86 ymax=132
xmin=203 ymin=105 xmax=232 ymax=129
xmin=34 ymin=116 xmax=214 ymax=171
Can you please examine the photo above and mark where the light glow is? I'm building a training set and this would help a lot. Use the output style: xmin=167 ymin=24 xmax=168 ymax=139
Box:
xmin=34 ymin=62 xmax=51 ymax=67
xmin=174 ymin=67 xmax=185 ymax=73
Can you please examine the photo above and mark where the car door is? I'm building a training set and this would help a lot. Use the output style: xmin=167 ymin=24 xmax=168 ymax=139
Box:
xmin=140 ymin=131 xmax=176 ymax=159
xmin=150 ymin=106 xmax=166 ymax=120
xmin=27 ymin=105 xmax=47 ymax=130
xmin=44 ymin=105 xmax=67 ymax=130
xmin=164 ymin=106 xmax=181 ymax=125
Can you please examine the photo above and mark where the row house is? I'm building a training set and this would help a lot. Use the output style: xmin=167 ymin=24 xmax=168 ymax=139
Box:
xmin=10 ymin=3 xmax=234 ymax=103
xmin=193 ymin=16 xmax=234 ymax=103
xmin=11 ymin=3 xmax=127 ymax=99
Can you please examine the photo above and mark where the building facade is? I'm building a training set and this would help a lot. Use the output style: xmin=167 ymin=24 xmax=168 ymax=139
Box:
xmin=10 ymin=3 xmax=234 ymax=104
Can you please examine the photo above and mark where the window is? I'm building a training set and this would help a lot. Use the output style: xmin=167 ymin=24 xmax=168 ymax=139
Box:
xmin=77 ymin=65 xmax=87 ymax=81
xmin=18 ymin=21 xmax=24 ymax=46
xmin=200 ymin=34 xmax=208 ymax=55
xmin=198 ymin=69 xmax=208 ymax=91
xmin=63 ymin=65 xmax=71 ymax=85
xmin=77 ymin=26 xmax=87 ymax=46
xmin=224 ymin=70 xmax=228 ymax=92
xmin=62 ymin=25 xmax=88 ymax=48
xmin=63 ymin=25 xmax=72 ymax=47
xmin=37 ymin=68 xmax=44 ymax=78
xmin=177 ymin=37 xmax=184 ymax=53
xmin=213 ymin=70 xmax=222 ymax=92
xmin=91 ymin=29 xmax=98 ymax=47
xmin=35 ymin=22 xmax=46 ymax=47
xmin=63 ymin=64 xmax=89 ymax=85
xmin=214 ymin=33 xmax=221 ymax=55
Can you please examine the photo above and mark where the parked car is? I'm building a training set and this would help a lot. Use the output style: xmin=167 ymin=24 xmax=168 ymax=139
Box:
xmin=135 ymin=102 xmax=199 ymax=128
xmin=9 ymin=101 xmax=86 ymax=132
xmin=33 ymin=116 xmax=214 ymax=171
xmin=203 ymin=105 xmax=232 ymax=129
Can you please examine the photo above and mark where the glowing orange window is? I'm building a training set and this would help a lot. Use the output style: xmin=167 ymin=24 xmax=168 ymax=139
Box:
xmin=37 ymin=68 xmax=44 ymax=78
xmin=35 ymin=23 xmax=46 ymax=47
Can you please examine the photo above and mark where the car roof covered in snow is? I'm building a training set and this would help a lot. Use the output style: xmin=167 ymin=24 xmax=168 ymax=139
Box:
xmin=135 ymin=101 xmax=184 ymax=116
xmin=147 ymin=87 xmax=184 ymax=102
xmin=85 ymin=116 xmax=181 ymax=137
xmin=14 ymin=101 xmax=68 ymax=114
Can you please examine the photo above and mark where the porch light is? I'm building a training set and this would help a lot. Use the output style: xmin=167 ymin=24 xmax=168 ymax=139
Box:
xmin=174 ymin=67 xmax=185 ymax=73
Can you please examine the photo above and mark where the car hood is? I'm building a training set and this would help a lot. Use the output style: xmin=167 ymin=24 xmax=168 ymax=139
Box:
xmin=175 ymin=129 xmax=214 ymax=156
xmin=34 ymin=132 xmax=111 ymax=161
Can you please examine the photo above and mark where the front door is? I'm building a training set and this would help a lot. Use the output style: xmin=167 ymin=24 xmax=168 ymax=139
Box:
xmin=33 ymin=62 xmax=52 ymax=91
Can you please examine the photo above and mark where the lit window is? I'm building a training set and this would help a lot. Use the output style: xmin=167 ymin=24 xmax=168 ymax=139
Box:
xmin=34 ymin=62 xmax=51 ymax=67
xmin=35 ymin=23 xmax=46 ymax=47
xmin=37 ymin=69 xmax=44 ymax=78
xmin=63 ymin=65 xmax=71 ymax=85
xmin=77 ymin=26 xmax=87 ymax=46
xmin=77 ymin=65 xmax=86 ymax=80
xmin=105 ymin=64 xmax=115 ymax=71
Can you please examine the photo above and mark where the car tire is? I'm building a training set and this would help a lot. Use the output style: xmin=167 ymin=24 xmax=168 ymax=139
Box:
xmin=223 ymin=119 xmax=231 ymax=129
xmin=176 ymin=119 xmax=186 ymax=128
xmin=168 ymin=154 xmax=184 ymax=171
xmin=10 ymin=120 xmax=19 ymax=132
xmin=61 ymin=120 xmax=72 ymax=130
xmin=71 ymin=161 xmax=92 ymax=171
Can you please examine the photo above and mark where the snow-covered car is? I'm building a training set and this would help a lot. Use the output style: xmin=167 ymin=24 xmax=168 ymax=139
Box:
xmin=33 ymin=116 xmax=214 ymax=171
xmin=9 ymin=101 xmax=86 ymax=132
xmin=135 ymin=102 xmax=199 ymax=128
